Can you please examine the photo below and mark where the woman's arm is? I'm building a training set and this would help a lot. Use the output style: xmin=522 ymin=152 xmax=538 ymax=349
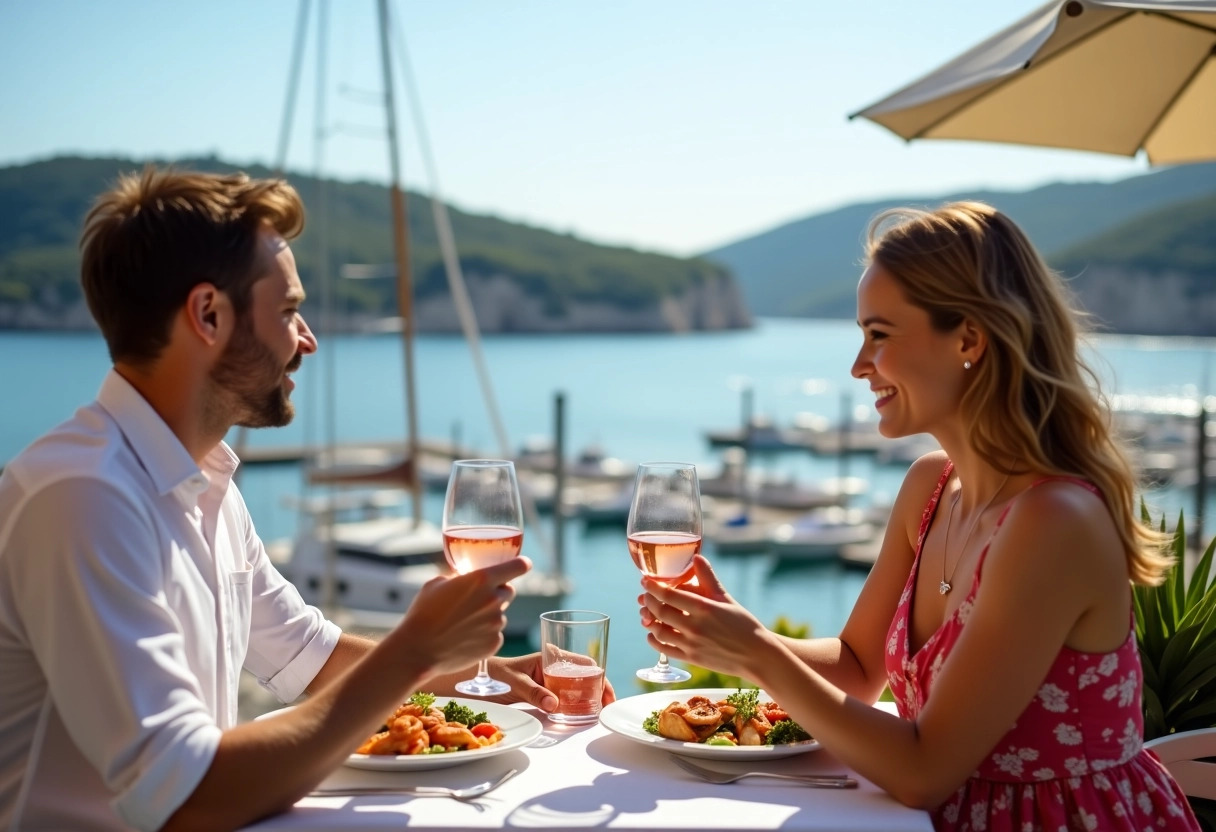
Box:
xmin=643 ymin=478 xmax=1120 ymax=809
xmin=772 ymin=453 xmax=943 ymax=699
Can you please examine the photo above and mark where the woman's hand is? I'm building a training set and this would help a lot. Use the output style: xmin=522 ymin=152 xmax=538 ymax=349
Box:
xmin=638 ymin=555 xmax=774 ymax=680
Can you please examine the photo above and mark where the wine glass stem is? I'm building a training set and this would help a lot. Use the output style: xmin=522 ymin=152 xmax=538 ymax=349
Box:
xmin=471 ymin=659 xmax=493 ymax=684
xmin=656 ymin=652 xmax=672 ymax=670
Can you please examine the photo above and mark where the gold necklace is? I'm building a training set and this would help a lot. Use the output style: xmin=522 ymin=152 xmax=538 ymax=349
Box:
xmin=939 ymin=471 xmax=1013 ymax=595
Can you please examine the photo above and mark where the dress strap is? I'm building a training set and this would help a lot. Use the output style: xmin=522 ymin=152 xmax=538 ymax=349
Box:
xmin=971 ymin=476 xmax=1102 ymax=587
xmin=991 ymin=475 xmax=1100 ymax=530
xmin=915 ymin=460 xmax=954 ymax=554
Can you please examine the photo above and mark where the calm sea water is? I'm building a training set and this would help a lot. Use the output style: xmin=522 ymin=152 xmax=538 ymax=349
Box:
xmin=3 ymin=320 xmax=1214 ymax=691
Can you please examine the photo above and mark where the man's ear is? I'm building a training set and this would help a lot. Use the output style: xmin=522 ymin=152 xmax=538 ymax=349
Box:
xmin=182 ymin=283 xmax=231 ymax=347
xmin=960 ymin=318 xmax=987 ymax=367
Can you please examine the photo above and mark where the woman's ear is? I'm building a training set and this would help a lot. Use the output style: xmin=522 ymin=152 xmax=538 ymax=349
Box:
xmin=960 ymin=319 xmax=987 ymax=367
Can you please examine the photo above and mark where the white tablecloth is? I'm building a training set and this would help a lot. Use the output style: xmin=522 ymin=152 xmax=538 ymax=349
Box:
xmin=241 ymin=705 xmax=931 ymax=831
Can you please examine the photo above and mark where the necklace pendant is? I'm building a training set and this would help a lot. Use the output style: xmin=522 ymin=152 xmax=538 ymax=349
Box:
xmin=939 ymin=580 xmax=952 ymax=595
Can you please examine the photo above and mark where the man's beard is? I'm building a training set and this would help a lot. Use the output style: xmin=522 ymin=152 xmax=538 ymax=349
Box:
xmin=209 ymin=318 xmax=301 ymax=429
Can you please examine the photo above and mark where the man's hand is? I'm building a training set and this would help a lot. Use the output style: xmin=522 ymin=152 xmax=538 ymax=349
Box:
xmin=391 ymin=556 xmax=532 ymax=677
xmin=482 ymin=653 xmax=617 ymax=713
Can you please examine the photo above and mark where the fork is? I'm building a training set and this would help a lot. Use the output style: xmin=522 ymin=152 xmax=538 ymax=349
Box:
xmin=668 ymin=754 xmax=858 ymax=788
xmin=308 ymin=768 xmax=520 ymax=800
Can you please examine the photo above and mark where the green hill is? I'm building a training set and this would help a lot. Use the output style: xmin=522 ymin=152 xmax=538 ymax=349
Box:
xmin=0 ymin=155 xmax=748 ymax=332
xmin=1057 ymin=192 xmax=1216 ymax=275
xmin=705 ymin=163 xmax=1216 ymax=322
xmin=1055 ymin=193 xmax=1216 ymax=336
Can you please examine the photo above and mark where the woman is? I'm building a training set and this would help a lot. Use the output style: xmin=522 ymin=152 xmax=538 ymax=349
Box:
xmin=639 ymin=202 xmax=1199 ymax=831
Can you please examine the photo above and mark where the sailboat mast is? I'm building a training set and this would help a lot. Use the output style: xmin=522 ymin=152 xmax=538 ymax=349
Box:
xmin=375 ymin=0 xmax=423 ymax=524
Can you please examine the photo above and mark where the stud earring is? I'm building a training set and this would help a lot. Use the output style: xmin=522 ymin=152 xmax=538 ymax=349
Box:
xmin=963 ymin=360 xmax=972 ymax=370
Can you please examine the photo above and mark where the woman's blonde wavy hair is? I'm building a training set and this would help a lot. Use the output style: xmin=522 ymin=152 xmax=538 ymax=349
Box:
xmin=866 ymin=201 xmax=1171 ymax=585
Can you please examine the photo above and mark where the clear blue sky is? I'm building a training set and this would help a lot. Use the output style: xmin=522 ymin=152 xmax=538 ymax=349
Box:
xmin=0 ymin=0 xmax=1147 ymax=255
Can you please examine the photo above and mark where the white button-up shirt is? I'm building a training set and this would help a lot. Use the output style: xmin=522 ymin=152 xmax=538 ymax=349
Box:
xmin=0 ymin=370 xmax=341 ymax=831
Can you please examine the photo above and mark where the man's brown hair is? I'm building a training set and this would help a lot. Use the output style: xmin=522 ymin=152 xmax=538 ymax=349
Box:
xmin=80 ymin=167 xmax=305 ymax=365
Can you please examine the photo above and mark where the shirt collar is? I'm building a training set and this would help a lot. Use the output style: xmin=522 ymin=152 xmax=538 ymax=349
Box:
xmin=95 ymin=369 xmax=216 ymax=499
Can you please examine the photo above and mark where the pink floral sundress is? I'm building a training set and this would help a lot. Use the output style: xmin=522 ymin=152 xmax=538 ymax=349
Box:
xmin=884 ymin=461 xmax=1199 ymax=831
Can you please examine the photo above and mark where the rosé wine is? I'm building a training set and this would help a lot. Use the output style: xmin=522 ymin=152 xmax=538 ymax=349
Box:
xmin=443 ymin=525 xmax=523 ymax=574
xmin=627 ymin=530 xmax=700 ymax=586
xmin=542 ymin=661 xmax=606 ymax=720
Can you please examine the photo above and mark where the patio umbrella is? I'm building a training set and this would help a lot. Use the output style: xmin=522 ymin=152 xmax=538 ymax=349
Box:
xmin=850 ymin=0 xmax=1216 ymax=165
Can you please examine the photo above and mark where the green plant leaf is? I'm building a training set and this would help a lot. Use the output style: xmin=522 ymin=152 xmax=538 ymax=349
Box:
xmin=1169 ymin=512 xmax=1187 ymax=628
xmin=1172 ymin=694 xmax=1216 ymax=729
xmin=1159 ymin=622 xmax=1203 ymax=688
xmin=1141 ymin=684 xmax=1167 ymax=742
xmin=1178 ymin=586 xmax=1216 ymax=632
xmin=1169 ymin=661 xmax=1216 ymax=715
xmin=1172 ymin=637 xmax=1216 ymax=695
xmin=1137 ymin=507 xmax=1216 ymax=740
xmin=1142 ymin=583 xmax=1172 ymax=657
xmin=1184 ymin=533 xmax=1216 ymax=611
xmin=1140 ymin=644 xmax=1162 ymax=691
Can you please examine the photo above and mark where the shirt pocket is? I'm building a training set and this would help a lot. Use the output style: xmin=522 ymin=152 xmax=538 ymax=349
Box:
xmin=226 ymin=563 xmax=254 ymax=669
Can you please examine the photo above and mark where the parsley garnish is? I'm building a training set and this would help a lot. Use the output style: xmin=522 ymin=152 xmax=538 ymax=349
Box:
xmin=409 ymin=691 xmax=437 ymax=711
xmin=443 ymin=700 xmax=488 ymax=726
xmin=725 ymin=688 xmax=760 ymax=723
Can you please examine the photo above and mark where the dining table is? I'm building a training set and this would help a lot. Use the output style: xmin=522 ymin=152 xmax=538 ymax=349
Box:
xmin=240 ymin=701 xmax=932 ymax=832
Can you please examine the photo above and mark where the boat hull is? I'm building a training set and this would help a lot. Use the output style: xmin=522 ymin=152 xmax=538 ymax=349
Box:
xmin=268 ymin=516 xmax=568 ymax=638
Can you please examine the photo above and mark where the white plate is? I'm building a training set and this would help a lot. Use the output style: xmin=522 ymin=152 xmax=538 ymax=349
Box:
xmin=598 ymin=688 xmax=820 ymax=760
xmin=257 ymin=699 xmax=543 ymax=771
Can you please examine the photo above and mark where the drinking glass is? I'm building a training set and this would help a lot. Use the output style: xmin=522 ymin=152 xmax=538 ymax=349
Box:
xmin=442 ymin=459 xmax=524 ymax=696
xmin=627 ymin=461 xmax=702 ymax=683
xmin=539 ymin=610 xmax=610 ymax=723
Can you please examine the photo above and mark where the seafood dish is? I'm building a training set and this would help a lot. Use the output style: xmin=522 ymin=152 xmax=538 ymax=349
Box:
xmin=357 ymin=692 xmax=504 ymax=756
xmin=642 ymin=689 xmax=812 ymax=747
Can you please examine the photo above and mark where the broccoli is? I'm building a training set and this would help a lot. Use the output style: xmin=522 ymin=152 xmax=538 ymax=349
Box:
xmin=725 ymin=688 xmax=760 ymax=723
xmin=765 ymin=719 xmax=812 ymax=745
xmin=443 ymin=700 xmax=488 ymax=726
xmin=642 ymin=710 xmax=661 ymax=735
xmin=409 ymin=691 xmax=437 ymax=711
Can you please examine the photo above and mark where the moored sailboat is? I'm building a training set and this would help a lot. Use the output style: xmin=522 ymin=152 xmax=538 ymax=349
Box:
xmin=266 ymin=0 xmax=567 ymax=635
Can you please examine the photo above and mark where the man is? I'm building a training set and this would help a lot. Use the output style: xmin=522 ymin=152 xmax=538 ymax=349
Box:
xmin=0 ymin=168 xmax=585 ymax=831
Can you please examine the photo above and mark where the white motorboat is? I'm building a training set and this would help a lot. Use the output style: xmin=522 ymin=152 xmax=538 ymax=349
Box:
xmin=514 ymin=438 xmax=633 ymax=482
xmin=269 ymin=500 xmax=569 ymax=638
xmin=577 ymin=481 xmax=635 ymax=526
xmin=699 ymin=465 xmax=847 ymax=512
xmin=704 ymin=508 xmax=775 ymax=555
xmin=769 ymin=506 xmax=877 ymax=561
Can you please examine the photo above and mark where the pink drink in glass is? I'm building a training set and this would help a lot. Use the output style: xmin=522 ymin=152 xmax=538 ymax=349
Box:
xmin=542 ymin=662 xmax=606 ymax=719
xmin=627 ymin=530 xmax=700 ymax=587
xmin=443 ymin=526 xmax=523 ymax=574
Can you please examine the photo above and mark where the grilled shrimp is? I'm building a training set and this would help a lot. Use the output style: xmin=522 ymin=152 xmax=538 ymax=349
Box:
xmin=429 ymin=723 xmax=481 ymax=751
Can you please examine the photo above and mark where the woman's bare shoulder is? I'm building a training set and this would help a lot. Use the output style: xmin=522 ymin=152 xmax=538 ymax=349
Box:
xmin=900 ymin=450 xmax=951 ymax=498
xmin=885 ymin=450 xmax=950 ymax=543
xmin=990 ymin=479 xmax=1125 ymax=587
xmin=1003 ymin=478 xmax=1114 ymax=541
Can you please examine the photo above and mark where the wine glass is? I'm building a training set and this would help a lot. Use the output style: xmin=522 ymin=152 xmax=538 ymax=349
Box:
xmin=442 ymin=459 xmax=524 ymax=696
xmin=627 ymin=461 xmax=702 ymax=683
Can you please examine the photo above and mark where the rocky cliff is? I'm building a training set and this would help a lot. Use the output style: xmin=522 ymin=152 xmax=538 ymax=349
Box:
xmin=0 ymin=270 xmax=753 ymax=335
xmin=1073 ymin=266 xmax=1216 ymax=337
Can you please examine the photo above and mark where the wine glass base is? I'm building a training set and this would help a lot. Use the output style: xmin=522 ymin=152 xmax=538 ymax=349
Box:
xmin=455 ymin=678 xmax=511 ymax=697
xmin=636 ymin=666 xmax=692 ymax=684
